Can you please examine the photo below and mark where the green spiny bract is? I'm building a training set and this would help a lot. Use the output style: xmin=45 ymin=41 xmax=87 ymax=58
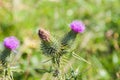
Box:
xmin=60 ymin=30 xmax=77 ymax=55
xmin=0 ymin=48 xmax=11 ymax=76
xmin=41 ymin=38 xmax=60 ymax=57
xmin=61 ymin=30 xmax=77 ymax=47
xmin=0 ymin=48 xmax=11 ymax=66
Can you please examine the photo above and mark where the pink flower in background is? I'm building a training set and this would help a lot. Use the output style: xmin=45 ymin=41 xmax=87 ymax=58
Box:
xmin=70 ymin=20 xmax=85 ymax=33
xmin=4 ymin=36 xmax=19 ymax=50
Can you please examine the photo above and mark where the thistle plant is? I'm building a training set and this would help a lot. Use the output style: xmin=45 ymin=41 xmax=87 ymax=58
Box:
xmin=38 ymin=20 xmax=85 ymax=77
xmin=0 ymin=36 xmax=20 ymax=80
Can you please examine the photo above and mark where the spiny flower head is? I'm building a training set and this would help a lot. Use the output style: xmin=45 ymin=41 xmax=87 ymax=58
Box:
xmin=70 ymin=20 xmax=85 ymax=33
xmin=4 ymin=36 xmax=19 ymax=50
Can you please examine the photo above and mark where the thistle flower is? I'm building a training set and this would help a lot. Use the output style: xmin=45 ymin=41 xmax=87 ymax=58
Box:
xmin=4 ymin=36 xmax=19 ymax=50
xmin=0 ymin=36 xmax=19 ymax=65
xmin=70 ymin=20 xmax=85 ymax=33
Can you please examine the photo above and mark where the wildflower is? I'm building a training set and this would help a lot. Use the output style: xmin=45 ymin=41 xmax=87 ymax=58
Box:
xmin=4 ymin=36 xmax=19 ymax=50
xmin=70 ymin=20 xmax=85 ymax=33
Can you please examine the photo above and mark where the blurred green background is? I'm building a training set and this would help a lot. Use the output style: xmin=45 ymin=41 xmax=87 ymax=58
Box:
xmin=0 ymin=0 xmax=120 ymax=80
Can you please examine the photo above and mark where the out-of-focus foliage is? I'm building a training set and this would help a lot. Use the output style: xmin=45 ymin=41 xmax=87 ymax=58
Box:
xmin=0 ymin=0 xmax=120 ymax=80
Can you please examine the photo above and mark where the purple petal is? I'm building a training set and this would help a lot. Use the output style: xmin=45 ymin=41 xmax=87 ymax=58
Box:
xmin=4 ymin=36 xmax=19 ymax=50
xmin=70 ymin=20 xmax=85 ymax=33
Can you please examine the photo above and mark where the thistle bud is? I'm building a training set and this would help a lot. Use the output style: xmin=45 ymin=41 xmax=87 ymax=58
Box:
xmin=38 ymin=28 xmax=60 ymax=57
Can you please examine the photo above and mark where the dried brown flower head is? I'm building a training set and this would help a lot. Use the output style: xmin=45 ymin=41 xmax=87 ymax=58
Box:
xmin=38 ymin=28 xmax=51 ymax=42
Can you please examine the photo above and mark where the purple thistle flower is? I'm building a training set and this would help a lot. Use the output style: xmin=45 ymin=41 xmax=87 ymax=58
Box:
xmin=70 ymin=20 xmax=85 ymax=33
xmin=4 ymin=36 xmax=19 ymax=50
